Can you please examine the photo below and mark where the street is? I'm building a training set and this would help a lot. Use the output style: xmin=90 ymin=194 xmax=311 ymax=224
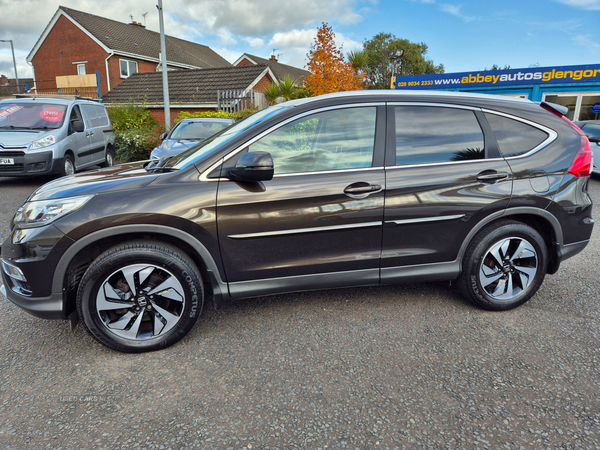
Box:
xmin=0 ymin=174 xmax=599 ymax=449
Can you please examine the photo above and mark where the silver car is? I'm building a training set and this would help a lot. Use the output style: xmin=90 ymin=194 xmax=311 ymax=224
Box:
xmin=0 ymin=97 xmax=114 ymax=177
xmin=150 ymin=117 xmax=234 ymax=160
xmin=574 ymin=120 xmax=600 ymax=175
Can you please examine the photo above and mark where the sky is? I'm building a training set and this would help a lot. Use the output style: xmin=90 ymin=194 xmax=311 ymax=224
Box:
xmin=0 ymin=0 xmax=599 ymax=80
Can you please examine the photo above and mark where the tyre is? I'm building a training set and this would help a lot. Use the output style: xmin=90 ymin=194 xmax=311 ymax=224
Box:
xmin=100 ymin=147 xmax=114 ymax=168
xmin=76 ymin=240 xmax=203 ymax=353
xmin=61 ymin=153 xmax=75 ymax=176
xmin=458 ymin=220 xmax=548 ymax=311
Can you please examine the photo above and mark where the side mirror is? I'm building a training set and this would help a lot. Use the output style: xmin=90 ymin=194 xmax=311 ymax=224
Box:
xmin=586 ymin=134 xmax=600 ymax=143
xmin=229 ymin=151 xmax=274 ymax=182
xmin=72 ymin=120 xmax=84 ymax=133
xmin=160 ymin=132 xmax=168 ymax=140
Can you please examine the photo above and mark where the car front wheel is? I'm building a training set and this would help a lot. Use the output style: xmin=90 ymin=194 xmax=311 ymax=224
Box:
xmin=458 ymin=220 xmax=548 ymax=311
xmin=76 ymin=240 xmax=204 ymax=353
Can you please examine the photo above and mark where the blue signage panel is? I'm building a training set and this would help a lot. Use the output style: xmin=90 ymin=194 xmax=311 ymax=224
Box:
xmin=592 ymin=103 xmax=600 ymax=113
xmin=394 ymin=64 xmax=600 ymax=90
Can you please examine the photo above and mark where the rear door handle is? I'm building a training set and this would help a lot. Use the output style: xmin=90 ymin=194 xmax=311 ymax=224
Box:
xmin=476 ymin=171 xmax=509 ymax=182
xmin=344 ymin=184 xmax=382 ymax=194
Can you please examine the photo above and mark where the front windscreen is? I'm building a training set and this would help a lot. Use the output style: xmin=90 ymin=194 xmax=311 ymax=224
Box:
xmin=0 ymin=103 xmax=68 ymax=130
xmin=171 ymin=105 xmax=289 ymax=170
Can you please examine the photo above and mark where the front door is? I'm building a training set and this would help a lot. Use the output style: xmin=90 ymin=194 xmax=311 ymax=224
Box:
xmin=216 ymin=105 xmax=386 ymax=298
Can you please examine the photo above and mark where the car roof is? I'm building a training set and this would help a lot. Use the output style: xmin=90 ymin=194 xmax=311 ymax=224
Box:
xmin=0 ymin=97 xmax=102 ymax=106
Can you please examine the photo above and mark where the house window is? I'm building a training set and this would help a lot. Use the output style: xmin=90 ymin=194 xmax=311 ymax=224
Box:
xmin=77 ymin=64 xmax=86 ymax=75
xmin=120 ymin=59 xmax=138 ymax=78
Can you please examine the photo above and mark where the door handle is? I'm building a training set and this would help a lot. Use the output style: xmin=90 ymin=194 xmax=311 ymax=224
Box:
xmin=344 ymin=184 xmax=382 ymax=194
xmin=476 ymin=171 xmax=509 ymax=182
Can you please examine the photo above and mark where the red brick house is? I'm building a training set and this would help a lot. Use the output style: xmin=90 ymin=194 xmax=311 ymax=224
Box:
xmin=27 ymin=6 xmax=230 ymax=97
xmin=234 ymin=53 xmax=309 ymax=83
xmin=102 ymin=65 xmax=277 ymax=126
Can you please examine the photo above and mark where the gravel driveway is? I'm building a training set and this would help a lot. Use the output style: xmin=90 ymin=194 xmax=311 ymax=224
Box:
xmin=0 ymin=175 xmax=598 ymax=449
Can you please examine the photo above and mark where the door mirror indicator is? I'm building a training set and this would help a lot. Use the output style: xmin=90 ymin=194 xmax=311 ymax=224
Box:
xmin=230 ymin=151 xmax=274 ymax=182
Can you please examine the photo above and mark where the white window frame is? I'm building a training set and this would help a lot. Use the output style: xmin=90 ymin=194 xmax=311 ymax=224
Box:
xmin=77 ymin=64 xmax=86 ymax=75
xmin=120 ymin=59 xmax=139 ymax=78
xmin=542 ymin=91 xmax=600 ymax=121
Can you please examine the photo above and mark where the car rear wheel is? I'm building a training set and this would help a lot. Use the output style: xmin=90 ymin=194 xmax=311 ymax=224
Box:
xmin=100 ymin=147 xmax=114 ymax=168
xmin=76 ymin=240 xmax=203 ymax=353
xmin=458 ymin=220 xmax=548 ymax=311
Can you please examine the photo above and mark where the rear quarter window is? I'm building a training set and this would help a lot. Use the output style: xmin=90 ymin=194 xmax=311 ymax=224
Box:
xmin=484 ymin=112 xmax=548 ymax=157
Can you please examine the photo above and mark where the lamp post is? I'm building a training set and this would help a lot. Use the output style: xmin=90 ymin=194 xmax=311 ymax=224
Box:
xmin=0 ymin=39 xmax=19 ymax=93
xmin=390 ymin=49 xmax=404 ymax=89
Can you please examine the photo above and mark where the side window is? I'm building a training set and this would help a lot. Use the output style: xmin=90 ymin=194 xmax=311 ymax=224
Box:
xmin=395 ymin=106 xmax=485 ymax=166
xmin=95 ymin=106 xmax=109 ymax=127
xmin=581 ymin=123 xmax=600 ymax=138
xmin=249 ymin=107 xmax=377 ymax=175
xmin=484 ymin=112 xmax=548 ymax=157
xmin=69 ymin=105 xmax=83 ymax=134
xmin=81 ymin=104 xmax=100 ymax=128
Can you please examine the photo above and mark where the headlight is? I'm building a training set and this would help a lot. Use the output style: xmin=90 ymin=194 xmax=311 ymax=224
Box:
xmin=14 ymin=195 xmax=93 ymax=228
xmin=30 ymin=135 xmax=56 ymax=150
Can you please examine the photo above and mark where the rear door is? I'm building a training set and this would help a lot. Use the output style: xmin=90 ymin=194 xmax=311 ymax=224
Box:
xmin=381 ymin=103 xmax=513 ymax=282
xmin=80 ymin=104 xmax=105 ymax=164
xmin=216 ymin=104 xmax=386 ymax=298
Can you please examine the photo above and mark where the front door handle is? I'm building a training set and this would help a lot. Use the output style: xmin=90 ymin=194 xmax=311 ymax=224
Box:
xmin=476 ymin=171 xmax=509 ymax=183
xmin=344 ymin=184 xmax=382 ymax=194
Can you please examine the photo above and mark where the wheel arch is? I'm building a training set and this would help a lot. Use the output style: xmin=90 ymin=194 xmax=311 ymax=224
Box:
xmin=55 ymin=225 xmax=229 ymax=317
xmin=458 ymin=207 xmax=563 ymax=274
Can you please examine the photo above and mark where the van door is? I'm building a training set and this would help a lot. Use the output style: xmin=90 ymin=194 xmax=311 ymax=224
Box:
xmin=67 ymin=105 xmax=92 ymax=165
xmin=80 ymin=104 xmax=106 ymax=165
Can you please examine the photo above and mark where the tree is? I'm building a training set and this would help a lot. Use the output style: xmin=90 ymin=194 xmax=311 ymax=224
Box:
xmin=305 ymin=23 xmax=364 ymax=96
xmin=485 ymin=64 xmax=511 ymax=71
xmin=262 ymin=75 xmax=310 ymax=106
xmin=361 ymin=33 xmax=444 ymax=89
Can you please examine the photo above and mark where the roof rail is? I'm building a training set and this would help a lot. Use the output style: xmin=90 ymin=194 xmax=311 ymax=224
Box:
xmin=13 ymin=94 xmax=101 ymax=102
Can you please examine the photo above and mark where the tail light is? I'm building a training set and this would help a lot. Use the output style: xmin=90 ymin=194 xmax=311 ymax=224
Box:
xmin=540 ymin=103 xmax=592 ymax=177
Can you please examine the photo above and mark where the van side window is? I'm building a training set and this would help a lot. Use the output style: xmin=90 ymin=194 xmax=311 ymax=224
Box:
xmin=81 ymin=104 xmax=100 ymax=128
xmin=94 ymin=106 xmax=109 ymax=127
xmin=395 ymin=106 xmax=485 ymax=165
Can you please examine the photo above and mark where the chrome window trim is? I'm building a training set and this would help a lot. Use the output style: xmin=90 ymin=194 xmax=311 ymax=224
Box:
xmin=385 ymin=214 xmax=465 ymax=226
xmin=386 ymin=157 xmax=505 ymax=170
xmin=481 ymin=108 xmax=558 ymax=159
xmin=387 ymin=102 xmax=481 ymax=111
xmin=228 ymin=221 xmax=383 ymax=239
xmin=199 ymin=103 xmax=384 ymax=182
xmin=274 ymin=166 xmax=383 ymax=178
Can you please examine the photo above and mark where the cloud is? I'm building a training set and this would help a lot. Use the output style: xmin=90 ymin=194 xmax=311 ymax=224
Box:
xmin=554 ymin=0 xmax=600 ymax=10
xmin=573 ymin=34 xmax=600 ymax=50
xmin=245 ymin=38 xmax=265 ymax=48
xmin=440 ymin=4 xmax=477 ymax=22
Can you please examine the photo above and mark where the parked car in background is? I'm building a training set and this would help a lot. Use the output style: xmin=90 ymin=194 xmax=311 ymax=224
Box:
xmin=1 ymin=90 xmax=594 ymax=353
xmin=150 ymin=117 xmax=234 ymax=160
xmin=0 ymin=97 xmax=114 ymax=177
xmin=574 ymin=120 xmax=600 ymax=175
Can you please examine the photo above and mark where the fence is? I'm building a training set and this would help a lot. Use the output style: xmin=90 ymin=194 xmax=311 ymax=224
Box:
xmin=218 ymin=89 xmax=267 ymax=112
xmin=0 ymin=78 xmax=100 ymax=100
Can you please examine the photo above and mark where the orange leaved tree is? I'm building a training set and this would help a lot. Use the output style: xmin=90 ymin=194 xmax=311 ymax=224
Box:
xmin=305 ymin=23 xmax=364 ymax=96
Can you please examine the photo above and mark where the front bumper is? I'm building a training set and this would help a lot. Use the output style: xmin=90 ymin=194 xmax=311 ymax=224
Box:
xmin=0 ymin=277 xmax=67 ymax=319
xmin=0 ymin=150 xmax=58 ymax=176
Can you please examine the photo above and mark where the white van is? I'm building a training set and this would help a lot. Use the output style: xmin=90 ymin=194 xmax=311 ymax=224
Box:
xmin=0 ymin=97 xmax=115 ymax=177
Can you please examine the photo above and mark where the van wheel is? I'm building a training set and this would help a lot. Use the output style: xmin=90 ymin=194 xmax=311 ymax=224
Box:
xmin=61 ymin=154 xmax=75 ymax=176
xmin=458 ymin=220 xmax=548 ymax=311
xmin=100 ymin=147 xmax=114 ymax=168
xmin=76 ymin=240 xmax=204 ymax=353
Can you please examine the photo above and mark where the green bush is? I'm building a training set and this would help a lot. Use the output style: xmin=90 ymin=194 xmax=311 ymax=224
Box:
xmin=106 ymin=103 xmax=160 ymax=163
xmin=175 ymin=108 xmax=258 ymax=124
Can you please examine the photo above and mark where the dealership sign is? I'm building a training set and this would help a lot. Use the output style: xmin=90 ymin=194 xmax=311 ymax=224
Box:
xmin=393 ymin=64 xmax=600 ymax=90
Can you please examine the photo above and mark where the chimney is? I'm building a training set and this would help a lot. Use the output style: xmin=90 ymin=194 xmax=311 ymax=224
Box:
xmin=270 ymin=54 xmax=278 ymax=62
xmin=130 ymin=21 xmax=145 ymax=28
xmin=0 ymin=75 xmax=8 ymax=86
